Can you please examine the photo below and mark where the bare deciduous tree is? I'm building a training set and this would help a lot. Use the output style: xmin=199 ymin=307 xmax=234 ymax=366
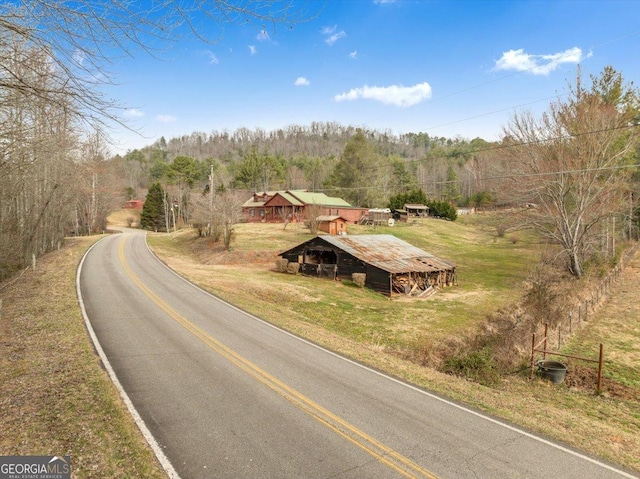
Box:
xmin=0 ymin=1 xmax=315 ymax=276
xmin=0 ymin=40 xmax=79 ymax=277
xmin=212 ymin=191 xmax=245 ymax=250
xmin=1 ymin=1 xmax=315 ymax=129
xmin=502 ymin=67 xmax=639 ymax=277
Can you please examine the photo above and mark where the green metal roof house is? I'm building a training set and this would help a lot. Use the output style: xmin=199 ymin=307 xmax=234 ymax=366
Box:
xmin=242 ymin=190 xmax=367 ymax=224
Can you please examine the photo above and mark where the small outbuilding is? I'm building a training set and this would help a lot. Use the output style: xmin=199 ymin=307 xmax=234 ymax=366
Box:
xmin=404 ymin=203 xmax=429 ymax=217
xmin=124 ymin=199 xmax=145 ymax=209
xmin=278 ymin=234 xmax=456 ymax=297
xmin=316 ymin=215 xmax=348 ymax=235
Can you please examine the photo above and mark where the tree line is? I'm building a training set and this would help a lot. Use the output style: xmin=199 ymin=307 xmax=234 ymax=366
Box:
xmin=134 ymin=67 xmax=640 ymax=278
xmin=1 ymin=0 xmax=638 ymax=281
xmin=0 ymin=0 xmax=314 ymax=280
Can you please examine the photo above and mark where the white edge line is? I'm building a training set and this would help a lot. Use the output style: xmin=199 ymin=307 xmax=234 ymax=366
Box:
xmin=77 ymin=234 xmax=181 ymax=479
xmin=143 ymin=233 xmax=638 ymax=479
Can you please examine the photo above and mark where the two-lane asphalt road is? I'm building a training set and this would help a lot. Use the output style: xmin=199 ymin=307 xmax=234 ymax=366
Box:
xmin=77 ymin=229 xmax=635 ymax=478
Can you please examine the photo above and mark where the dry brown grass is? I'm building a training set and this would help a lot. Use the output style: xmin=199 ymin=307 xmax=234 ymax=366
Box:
xmin=0 ymin=236 xmax=166 ymax=478
xmin=108 ymin=208 xmax=141 ymax=228
xmin=2 ymin=217 xmax=638 ymax=475
xmin=148 ymin=226 xmax=640 ymax=474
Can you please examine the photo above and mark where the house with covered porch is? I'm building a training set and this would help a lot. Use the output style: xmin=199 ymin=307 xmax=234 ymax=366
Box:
xmin=242 ymin=190 xmax=367 ymax=224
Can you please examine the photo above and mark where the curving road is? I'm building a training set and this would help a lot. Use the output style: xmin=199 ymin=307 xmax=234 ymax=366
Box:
xmin=77 ymin=229 xmax=636 ymax=479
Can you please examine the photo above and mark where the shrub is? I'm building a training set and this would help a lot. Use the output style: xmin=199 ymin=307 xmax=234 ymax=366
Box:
xmin=426 ymin=199 xmax=457 ymax=221
xmin=442 ymin=347 xmax=501 ymax=386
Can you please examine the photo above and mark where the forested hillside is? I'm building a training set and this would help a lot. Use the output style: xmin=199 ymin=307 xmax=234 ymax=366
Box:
xmin=117 ymin=122 xmax=501 ymax=209
xmin=2 ymin=60 xmax=640 ymax=282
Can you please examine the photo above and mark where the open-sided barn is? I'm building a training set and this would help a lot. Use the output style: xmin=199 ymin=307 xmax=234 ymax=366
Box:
xmin=278 ymin=234 xmax=456 ymax=297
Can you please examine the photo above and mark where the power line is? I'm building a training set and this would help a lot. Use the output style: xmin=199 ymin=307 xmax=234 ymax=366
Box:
xmin=320 ymin=162 xmax=640 ymax=192
xmin=358 ymin=28 xmax=640 ymax=137
xmin=349 ymin=122 xmax=640 ymax=175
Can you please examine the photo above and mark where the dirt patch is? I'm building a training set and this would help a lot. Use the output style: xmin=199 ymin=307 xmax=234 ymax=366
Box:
xmin=564 ymin=363 xmax=640 ymax=401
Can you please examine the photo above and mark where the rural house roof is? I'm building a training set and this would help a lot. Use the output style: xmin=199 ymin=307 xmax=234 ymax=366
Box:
xmin=287 ymin=191 xmax=351 ymax=207
xmin=315 ymin=215 xmax=347 ymax=222
xmin=266 ymin=191 xmax=305 ymax=206
xmin=242 ymin=198 xmax=267 ymax=208
xmin=283 ymin=234 xmax=455 ymax=274
xmin=404 ymin=203 xmax=429 ymax=210
xmin=244 ymin=190 xmax=352 ymax=208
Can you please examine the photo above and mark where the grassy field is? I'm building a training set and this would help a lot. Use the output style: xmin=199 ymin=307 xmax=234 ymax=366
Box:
xmin=1 ymin=212 xmax=637 ymax=476
xmin=154 ymin=218 xmax=540 ymax=347
xmin=148 ymin=216 xmax=640 ymax=473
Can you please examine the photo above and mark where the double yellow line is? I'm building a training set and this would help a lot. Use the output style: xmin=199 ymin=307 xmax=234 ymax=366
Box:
xmin=119 ymin=238 xmax=438 ymax=479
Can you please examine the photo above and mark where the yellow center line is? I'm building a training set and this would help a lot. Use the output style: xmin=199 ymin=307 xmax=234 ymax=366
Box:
xmin=118 ymin=237 xmax=439 ymax=479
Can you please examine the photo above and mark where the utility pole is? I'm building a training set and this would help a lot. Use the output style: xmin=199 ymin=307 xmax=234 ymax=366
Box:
xmin=91 ymin=172 xmax=97 ymax=234
xmin=209 ymin=164 xmax=214 ymax=237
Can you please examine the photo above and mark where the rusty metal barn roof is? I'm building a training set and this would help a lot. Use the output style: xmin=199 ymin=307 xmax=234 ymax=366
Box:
xmin=316 ymin=234 xmax=455 ymax=274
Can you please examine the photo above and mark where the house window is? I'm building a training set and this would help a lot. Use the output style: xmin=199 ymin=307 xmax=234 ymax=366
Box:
xmin=250 ymin=209 xmax=255 ymax=217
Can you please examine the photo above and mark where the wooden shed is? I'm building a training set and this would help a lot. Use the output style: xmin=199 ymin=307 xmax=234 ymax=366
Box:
xmin=124 ymin=199 xmax=145 ymax=209
xmin=316 ymin=215 xmax=348 ymax=235
xmin=278 ymin=234 xmax=456 ymax=297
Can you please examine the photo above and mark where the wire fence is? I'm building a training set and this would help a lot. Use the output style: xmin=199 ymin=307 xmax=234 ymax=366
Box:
xmin=543 ymin=241 xmax=639 ymax=351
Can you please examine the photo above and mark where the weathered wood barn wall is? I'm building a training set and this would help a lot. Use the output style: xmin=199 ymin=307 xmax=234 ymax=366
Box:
xmin=278 ymin=235 xmax=456 ymax=297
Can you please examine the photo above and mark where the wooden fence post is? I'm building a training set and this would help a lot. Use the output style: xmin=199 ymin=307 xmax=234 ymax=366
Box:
xmin=557 ymin=327 xmax=561 ymax=348
xmin=585 ymin=300 xmax=589 ymax=321
xmin=597 ymin=343 xmax=604 ymax=394
xmin=530 ymin=334 xmax=536 ymax=380
xmin=569 ymin=312 xmax=573 ymax=334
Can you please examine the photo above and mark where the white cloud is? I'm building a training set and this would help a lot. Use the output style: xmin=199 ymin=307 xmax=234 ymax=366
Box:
xmin=321 ymin=25 xmax=337 ymax=36
xmin=249 ymin=45 xmax=257 ymax=55
xmin=294 ymin=77 xmax=310 ymax=86
xmin=321 ymin=25 xmax=346 ymax=46
xmin=156 ymin=114 xmax=176 ymax=123
xmin=124 ymin=108 xmax=145 ymax=118
xmin=72 ymin=49 xmax=86 ymax=66
xmin=494 ymin=47 xmax=585 ymax=75
xmin=206 ymin=50 xmax=219 ymax=64
xmin=349 ymin=51 xmax=358 ymax=59
xmin=257 ymin=29 xmax=270 ymax=42
xmin=334 ymin=82 xmax=432 ymax=107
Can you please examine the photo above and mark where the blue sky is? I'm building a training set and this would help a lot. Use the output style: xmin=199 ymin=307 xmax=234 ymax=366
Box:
xmin=106 ymin=0 xmax=640 ymax=153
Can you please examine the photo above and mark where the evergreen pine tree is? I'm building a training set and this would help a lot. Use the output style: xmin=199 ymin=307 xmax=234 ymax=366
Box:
xmin=140 ymin=183 xmax=166 ymax=231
